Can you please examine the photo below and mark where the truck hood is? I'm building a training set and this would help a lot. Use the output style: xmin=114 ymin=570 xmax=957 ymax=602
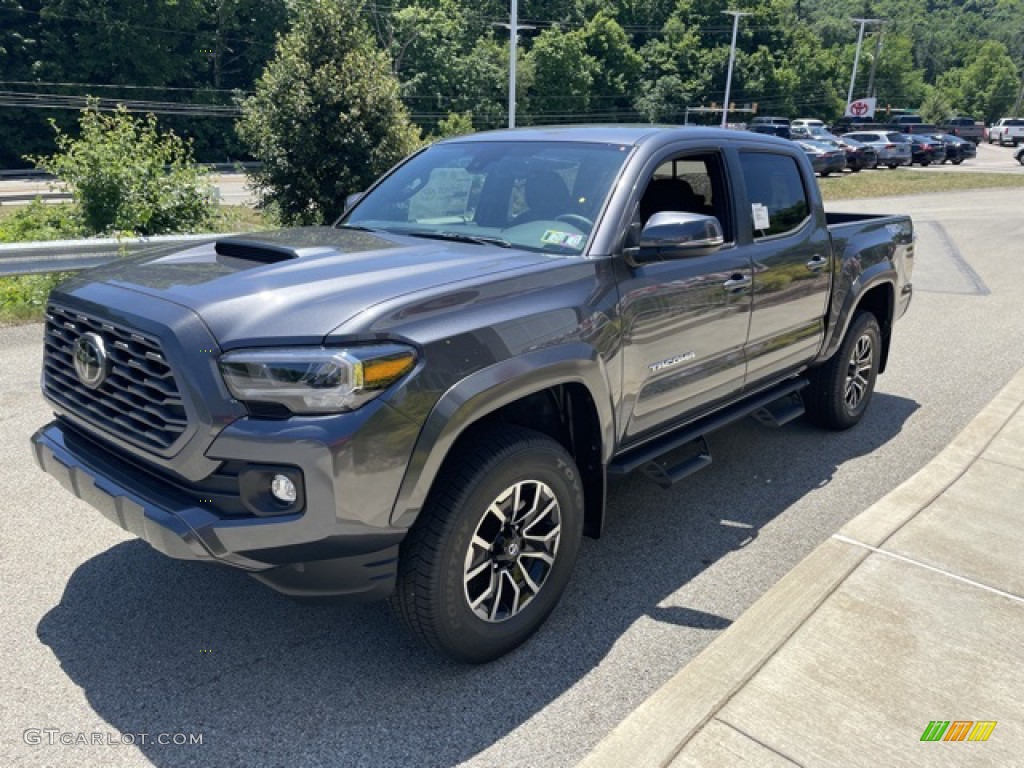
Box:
xmin=56 ymin=227 xmax=567 ymax=347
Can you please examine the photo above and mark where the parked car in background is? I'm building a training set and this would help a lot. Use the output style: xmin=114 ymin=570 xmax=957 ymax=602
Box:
xmin=988 ymin=118 xmax=1024 ymax=146
xmin=887 ymin=115 xmax=924 ymax=128
xmin=791 ymin=118 xmax=826 ymax=134
xmin=938 ymin=117 xmax=983 ymax=145
xmin=905 ymin=134 xmax=946 ymax=165
xmin=834 ymin=136 xmax=877 ymax=171
xmin=930 ymin=133 xmax=976 ymax=164
xmin=791 ymin=125 xmax=836 ymax=140
xmin=751 ymin=116 xmax=791 ymax=129
xmin=841 ymin=130 xmax=913 ymax=169
xmin=753 ymin=123 xmax=790 ymax=140
xmin=898 ymin=123 xmax=940 ymax=137
xmin=797 ymin=139 xmax=847 ymax=175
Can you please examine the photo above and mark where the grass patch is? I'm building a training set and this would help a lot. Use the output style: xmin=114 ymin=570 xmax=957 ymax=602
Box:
xmin=818 ymin=169 xmax=1024 ymax=200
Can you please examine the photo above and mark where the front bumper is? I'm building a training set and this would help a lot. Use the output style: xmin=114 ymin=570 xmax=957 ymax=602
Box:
xmin=32 ymin=419 xmax=410 ymax=601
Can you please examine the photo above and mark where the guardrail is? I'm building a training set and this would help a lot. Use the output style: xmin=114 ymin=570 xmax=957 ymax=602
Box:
xmin=0 ymin=233 xmax=231 ymax=277
xmin=0 ymin=162 xmax=261 ymax=179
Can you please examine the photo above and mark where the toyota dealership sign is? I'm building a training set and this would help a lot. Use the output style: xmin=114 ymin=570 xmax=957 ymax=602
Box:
xmin=845 ymin=98 xmax=877 ymax=118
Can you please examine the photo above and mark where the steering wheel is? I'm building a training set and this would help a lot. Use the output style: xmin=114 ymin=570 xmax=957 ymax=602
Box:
xmin=554 ymin=214 xmax=594 ymax=232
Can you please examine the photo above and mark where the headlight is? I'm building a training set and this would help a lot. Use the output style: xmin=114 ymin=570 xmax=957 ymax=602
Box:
xmin=219 ymin=344 xmax=416 ymax=414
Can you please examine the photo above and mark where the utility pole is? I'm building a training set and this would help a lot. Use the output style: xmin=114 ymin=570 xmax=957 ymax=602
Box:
xmin=866 ymin=23 xmax=886 ymax=99
xmin=1015 ymin=70 xmax=1024 ymax=115
xmin=499 ymin=0 xmax=534 ymax=128
xmin=721 ymin=10 xmax=752 ymax=128
xmin=848 ymin=18 xmax=880 ymax=108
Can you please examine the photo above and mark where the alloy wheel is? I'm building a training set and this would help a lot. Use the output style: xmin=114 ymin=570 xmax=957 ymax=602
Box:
xmin=845 ymin=334 xmax=874 ymax=411
xmin=463 ymin=480 xmax=561 ymax=622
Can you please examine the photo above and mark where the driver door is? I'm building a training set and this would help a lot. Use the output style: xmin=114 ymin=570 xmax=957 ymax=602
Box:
xmin=617 ymin=150 xmax=753 ymax=444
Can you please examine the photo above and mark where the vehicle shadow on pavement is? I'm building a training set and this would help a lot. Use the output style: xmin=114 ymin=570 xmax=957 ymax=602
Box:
xmin=36 ymin=393 xmax=918 ymax=767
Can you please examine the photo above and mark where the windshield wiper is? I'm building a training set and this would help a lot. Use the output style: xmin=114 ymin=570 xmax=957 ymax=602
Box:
xmin=402 ymin=230 xmax=512 ymax=248
xmin=336 ymin=223 xmax=383 ymax=233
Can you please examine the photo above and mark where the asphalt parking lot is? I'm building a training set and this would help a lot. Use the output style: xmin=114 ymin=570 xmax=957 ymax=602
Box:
xmin=2 ymin=188 xmax=1024 ymax=767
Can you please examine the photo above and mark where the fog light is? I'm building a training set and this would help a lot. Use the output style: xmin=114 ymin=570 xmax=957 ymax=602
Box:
xmin=271 ymin=474 xmax=297 ymax=504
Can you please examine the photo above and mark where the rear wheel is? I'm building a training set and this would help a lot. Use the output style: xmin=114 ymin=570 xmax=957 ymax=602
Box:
xmin=804 ymin=311 xmax=881 ymax=431
xmin=887 ymin=163 xmax=898 ymax=169
xmin=952 ymin=158 xmax=963 ymax=165
xmin=391 ymin=426 xmax=584 ymax=663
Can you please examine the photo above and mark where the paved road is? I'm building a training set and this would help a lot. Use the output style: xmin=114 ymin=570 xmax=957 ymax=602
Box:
xmin=905 ymin=140 xmax=1023 ymax=173
xmin=2 ymin=188 xmax=1023 ymax=767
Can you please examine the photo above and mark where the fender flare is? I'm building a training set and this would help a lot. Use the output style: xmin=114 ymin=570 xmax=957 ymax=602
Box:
xmin=390 ymin=343 xmax=616 ymax=527
xmin=817 ymin=265 xmax=896 ymax=365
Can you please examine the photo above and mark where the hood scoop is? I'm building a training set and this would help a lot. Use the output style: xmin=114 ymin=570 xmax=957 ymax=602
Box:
xmin=215 ymin=238 xmax=301 ymax=264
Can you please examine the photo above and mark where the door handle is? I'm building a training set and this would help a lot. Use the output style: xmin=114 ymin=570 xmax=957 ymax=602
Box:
xmin=722 ymin=274 xmax=751 ymax=292
xmin=806 ymin=255 xmax=828 ymax=271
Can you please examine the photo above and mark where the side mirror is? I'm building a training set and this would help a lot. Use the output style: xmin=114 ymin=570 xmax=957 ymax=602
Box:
xmin=625 ymin=212 xmax=724 ymax=265
xmin=344 ymin=192 xmax=365 ymax=212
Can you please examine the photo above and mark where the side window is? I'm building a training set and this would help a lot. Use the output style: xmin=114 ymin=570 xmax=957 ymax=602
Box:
xmin=738 ymin=153 xmax=809 ymax=239
xmin=636 ymin=152 xmax=733 ymax=242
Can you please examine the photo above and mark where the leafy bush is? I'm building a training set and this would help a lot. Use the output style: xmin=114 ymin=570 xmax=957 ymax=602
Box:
xmin=0 ymin=273 xmax=69 ymax=326
xmin=31 ymin=105 xmax=217 ymax=236
xmin=0 ymin=200 xmax=86 ymax=243
xmin=237 ymin=0 xmax=420 ymax=225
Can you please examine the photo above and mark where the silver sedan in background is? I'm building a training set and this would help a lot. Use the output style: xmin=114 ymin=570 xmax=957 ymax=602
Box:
xmin=841 ymin=130 xmax=913 ymax=169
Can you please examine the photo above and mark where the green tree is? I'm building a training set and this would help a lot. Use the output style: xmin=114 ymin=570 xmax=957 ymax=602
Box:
xmin=437 ymin=35 xmax=509 ymax=131
xmin=581 ymin=13 xmax=642 ymax=115
xmin=524 ymin=26 xmax=598 ymax=121
xmin=918 ymin=87 xmax=953 ymax=124
xmin=236 ymin=0 xmax=420 ymax=225
xmin=938 ymin=41 xmax=1020 ymax=123
xmin=433 ymin=111 xmax=475 ymax=139
xmin=32 ymin=104 xmax=216 ymax=236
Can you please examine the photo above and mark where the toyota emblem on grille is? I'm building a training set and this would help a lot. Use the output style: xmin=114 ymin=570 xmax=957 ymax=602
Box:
xmin=72 ymin=332 xmax=109 ymax=389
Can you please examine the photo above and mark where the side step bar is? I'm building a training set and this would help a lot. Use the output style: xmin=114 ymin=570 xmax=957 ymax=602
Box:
xmin=608 ymin=377 xmax=809 ymax=488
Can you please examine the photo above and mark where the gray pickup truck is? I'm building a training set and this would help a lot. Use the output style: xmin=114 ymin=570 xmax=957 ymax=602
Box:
xmin=32 ymin=126 xmax=914 ymax=662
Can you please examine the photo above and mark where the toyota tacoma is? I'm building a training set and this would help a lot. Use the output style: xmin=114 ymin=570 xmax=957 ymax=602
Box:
xmin=32 ymin=126 xmax=914 ymax=662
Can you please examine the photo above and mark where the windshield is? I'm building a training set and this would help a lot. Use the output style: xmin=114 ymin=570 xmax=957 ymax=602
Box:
xmin=341 ymin=140 xmax=631 ymax=255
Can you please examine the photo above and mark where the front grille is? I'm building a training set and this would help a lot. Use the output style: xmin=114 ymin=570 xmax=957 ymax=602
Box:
xmin=43 ymin=304 xmax=188 ymax=453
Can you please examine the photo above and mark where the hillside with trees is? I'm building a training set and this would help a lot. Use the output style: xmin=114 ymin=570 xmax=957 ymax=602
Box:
xmin=1 ymin=0 xmax=1022 ymax=166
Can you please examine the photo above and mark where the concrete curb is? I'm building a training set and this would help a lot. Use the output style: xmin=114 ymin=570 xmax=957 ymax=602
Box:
xmin=578 ymin=366 xmax=1024 ymax=768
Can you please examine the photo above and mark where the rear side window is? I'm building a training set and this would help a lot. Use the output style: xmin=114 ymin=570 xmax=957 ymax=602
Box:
xmin=886 ymin=132 xmax=907 ymax=142
xmin=738 ymin=153 xmax=809 ymax=239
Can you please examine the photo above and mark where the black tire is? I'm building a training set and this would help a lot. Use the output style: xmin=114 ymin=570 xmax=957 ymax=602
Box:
xmin=887 ymin=163 xmax=898 ymax=169
xmin=952 ymin=158 xmax=963 ymax=165
xmin=391 ymin=426 xmax=584 ymax=663
xmin=821 ymin=171 xmax=830 ymax=177
xmin=804 ymin=311 xmax=881 ymax=431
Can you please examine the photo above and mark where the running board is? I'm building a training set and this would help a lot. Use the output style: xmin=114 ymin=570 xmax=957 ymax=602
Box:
xmin=752 ymin=390 xmax=806 ymax=427
xmin=609 ymin=377 xmax=809 ymax=485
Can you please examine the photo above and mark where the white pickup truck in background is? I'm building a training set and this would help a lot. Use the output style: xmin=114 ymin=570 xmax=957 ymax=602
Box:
xmin=986 ymin=117 xmax=1024 ymax=146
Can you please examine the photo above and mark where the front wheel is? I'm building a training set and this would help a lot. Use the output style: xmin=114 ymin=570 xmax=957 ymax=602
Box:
xmin=804 ymin=311 xmax=881 ymax=430
xmin=887 ymin=163 xmax=899 ymax=169
xmin=391 ymin=426 xmax=584 ymax=663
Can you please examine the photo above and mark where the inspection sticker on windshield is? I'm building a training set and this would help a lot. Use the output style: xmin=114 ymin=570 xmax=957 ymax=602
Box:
xmin=542 ymin=230 xmax=584 ymax=248
xmin=752 ymin=203 xmax=770 ymax=230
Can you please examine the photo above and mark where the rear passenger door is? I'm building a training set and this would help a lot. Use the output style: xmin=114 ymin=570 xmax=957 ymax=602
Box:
xmin=737 ymin=150 xmax=832 ymax=388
